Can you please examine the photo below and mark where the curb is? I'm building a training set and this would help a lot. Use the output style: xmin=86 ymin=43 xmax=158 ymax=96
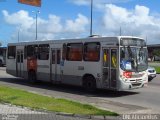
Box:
xmin=55 ymin=112 xmax=119 ymax=120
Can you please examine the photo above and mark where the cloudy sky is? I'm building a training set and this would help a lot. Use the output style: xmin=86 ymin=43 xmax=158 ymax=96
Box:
xmin=0 ymin=0 xmax=160 ymax=46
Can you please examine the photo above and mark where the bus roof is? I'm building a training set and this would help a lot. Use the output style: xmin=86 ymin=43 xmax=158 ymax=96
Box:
xmin=7 ymin=36 xmax=144 ymax=46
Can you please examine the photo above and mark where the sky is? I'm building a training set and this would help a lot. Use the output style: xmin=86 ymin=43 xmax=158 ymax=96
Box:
xmin=1 ymin=0 xmax=160 ymax=46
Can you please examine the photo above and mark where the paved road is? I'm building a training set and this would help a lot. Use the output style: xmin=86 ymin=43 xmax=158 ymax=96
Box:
xmin=0 ymin=67 xmax=160 ymax=115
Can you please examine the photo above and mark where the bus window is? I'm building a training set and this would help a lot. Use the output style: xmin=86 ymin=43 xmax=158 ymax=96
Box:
xmin=24 ymin=46 xmax=27 ymax=59
xmin=52 ymin=50 xmax=55 ymax=64
xmin=26 ymin=45 xmax=38 ymax=58
xmin=52 ymin=50 xmax=61 ymax=64
xmin=62 ymin=43 xmax=66 ymax=60
xmin=38 ymin=44 xmax=49 ymax=60
xmin=66 ymin=43 xmax=83 ymax=61
xmin=84 ymin=42 xmax=100 ymax=61
xmin=8 ymin=46 xmax=16 ymax=59
xmin=0 ymin=49 xmax=2 ymax=55
xmin=103 ymin=49 xmax=109 ymax=67
xmin=111 ymin=49 xmax=117 ymax=68
xmin=17 ymin=51 xmax=20 ymax=63
xmin=57 ymin=50 xmax=60 ymax=64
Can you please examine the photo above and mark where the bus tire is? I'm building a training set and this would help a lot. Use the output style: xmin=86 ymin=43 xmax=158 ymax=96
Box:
xmin=83 ymin=75 xmax=96 ymax=92
xmin=28 ymin=70 xmax=37 ymax=83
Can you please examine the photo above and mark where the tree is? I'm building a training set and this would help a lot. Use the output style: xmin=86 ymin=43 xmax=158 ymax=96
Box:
xmin=153 ymin=49 xmax=160 ymax=57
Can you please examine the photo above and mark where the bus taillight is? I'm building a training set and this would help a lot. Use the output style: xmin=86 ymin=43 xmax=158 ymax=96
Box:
xmin=123 ymin=71 xmax=132 ymax=78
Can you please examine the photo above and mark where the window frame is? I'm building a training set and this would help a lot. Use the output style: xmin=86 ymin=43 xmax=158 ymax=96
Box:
xmin=38 ymin=44 xmax=49 ymax=60
xmin=66 ymin=43 xmax=83 ymax=61
xmin=62 ymin=43 xmax=66 ymax=60
xmin=25 ymin=45 xmax=39 ymax=59
xmin=83 ymin=42 xmax=100 ymax=62
xmin=7 ymin=46 xmax=16 ymax=59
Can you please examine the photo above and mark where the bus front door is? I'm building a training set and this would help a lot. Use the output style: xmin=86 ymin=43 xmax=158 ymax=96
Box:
xmin=16 ymin=50 xmax=24 ymax=77
xmin=51 ymin=49 xmax=61 ymax=83
xmin=102 ymin=48 xmax=117 ymax=89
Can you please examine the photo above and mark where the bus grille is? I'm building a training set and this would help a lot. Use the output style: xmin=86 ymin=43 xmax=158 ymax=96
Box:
xmin=130 ymin=79 xmax=142 ymax=82
xmin=131 ymin=74 xmax=143 ymax=78
xmin=132 ymin=83 xmax=142 ymax=87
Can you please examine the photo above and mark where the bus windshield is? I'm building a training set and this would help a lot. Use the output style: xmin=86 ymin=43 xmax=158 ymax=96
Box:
xmin=120 ymin=47 xmax=148 ymax=72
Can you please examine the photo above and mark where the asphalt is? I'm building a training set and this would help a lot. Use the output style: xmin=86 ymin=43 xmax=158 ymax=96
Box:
xmin=1 ymin=66 xmax=160 ymax=120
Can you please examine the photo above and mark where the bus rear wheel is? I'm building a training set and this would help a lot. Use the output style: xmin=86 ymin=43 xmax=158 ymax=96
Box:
xmin=28 ymin=71 xmax=37 ymax=83
xmin=83 ymin=75 xmax=96 ymax=92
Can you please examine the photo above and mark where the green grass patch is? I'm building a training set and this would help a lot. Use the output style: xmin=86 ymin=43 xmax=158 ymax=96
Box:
xmin=152 ymin=66 xmax=160 ymax=74
xmin=0 ymin=85 xmax=118 ymax=116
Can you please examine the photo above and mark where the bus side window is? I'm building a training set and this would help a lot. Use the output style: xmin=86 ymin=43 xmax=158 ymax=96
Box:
xmin=24 ymin=46 xmax=27 ymax=59
xmin=111 ymin=49 xmax=117 ymax=68
xmin=57 ymin=50 xmax=61 ymax=64
xmin=38 ymin=44 xmax=49 ymax=60
xmin=103 ymin=49 xmax=109 ymax=67
xmin=66 ymin=43 xmax=83 ymax=61
xmin=26 ymin=45 xmax=38 ymax=58
xmin=52 ymin=50 xmax=55 ymax=64
xmin=84 ymin=42 xmax=100 ymax=61
xmin=8 ymin=46 xmax=16 ymax=59
xmin=62 ymin=43 xmax=66 ymax=60
xmin=52 ymin=50 xmax=61 ymax=64
xmin=0 ymin=49 xmax=2 ymax=55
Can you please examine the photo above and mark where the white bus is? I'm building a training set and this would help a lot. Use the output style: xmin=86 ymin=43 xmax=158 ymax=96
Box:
xmin=6 ymin=36 xmax=148 ymax=91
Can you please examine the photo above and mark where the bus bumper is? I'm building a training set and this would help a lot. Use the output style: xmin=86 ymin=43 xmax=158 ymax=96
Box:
xmin=118 ymin=80 xmax=144 ymax=91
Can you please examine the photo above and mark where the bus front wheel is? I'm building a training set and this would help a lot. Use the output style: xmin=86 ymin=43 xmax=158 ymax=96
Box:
xmin=83 ymin=75 xmax=96 ymax=92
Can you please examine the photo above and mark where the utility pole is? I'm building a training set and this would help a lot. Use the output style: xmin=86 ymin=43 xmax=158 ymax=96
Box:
xmin=120 ymin=26 xmax=122 ymax=36
xmin=18 ymin=26 xmax=21 ymax=42
xmin=32 ymin=10 xmax=40 ymax=40
xmin=146 ymin=36 xmax=148 ymax=45
xmin=18 ymin=28 xmax=20 ymax=42
xmin=90 ymin=0 xmax=93 ymax=36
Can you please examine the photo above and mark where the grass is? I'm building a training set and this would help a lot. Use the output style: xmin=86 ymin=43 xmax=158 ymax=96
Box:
xmin=148 ymin=61 xmax=160 ymax=73
xmin=0 ymin=85 xmax=118 ymax=116
xmin=152 ymin=66 xmax=160 ymax=74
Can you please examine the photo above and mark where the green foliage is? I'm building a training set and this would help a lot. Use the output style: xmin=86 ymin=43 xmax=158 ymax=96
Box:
xmin=153 ymin=49 xmax=160 ymax=56
xmin=153 ymin=66 xmax=160 ymax=74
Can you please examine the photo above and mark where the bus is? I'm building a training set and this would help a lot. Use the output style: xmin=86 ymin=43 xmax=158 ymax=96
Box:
xmin=0 ymin=47 xmax=6 ymax=66
xmin=6 ymin=36 xmax=148 ymax=91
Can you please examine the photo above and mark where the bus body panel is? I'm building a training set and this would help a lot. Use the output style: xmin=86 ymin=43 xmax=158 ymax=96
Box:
xmin=37 ymin=60 xmax=50 ymax=82
xmin=6 ymin=59 xmax=17 ymax=76
xmin=50 ymin=43 xmax=63 ymax=83
xmin=16 ymin=46 xmax=24 ymax=78
xmin=61 ymin=61 xmax=102 ymax=87
xmin=23 ymin=59 xmax=28 ymax=79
